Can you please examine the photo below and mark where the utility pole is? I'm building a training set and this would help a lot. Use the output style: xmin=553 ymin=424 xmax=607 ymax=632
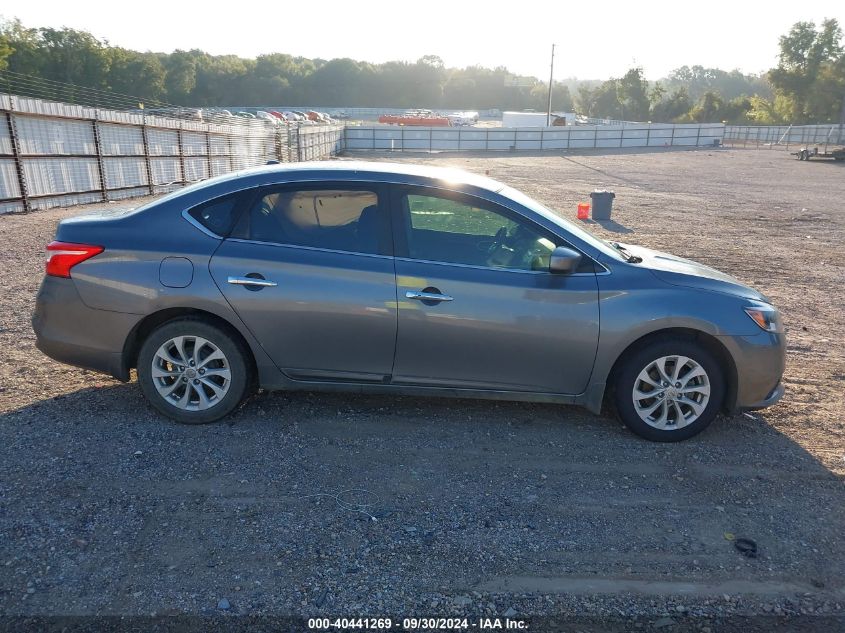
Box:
xmin=839 ymin=87 xmax=845 ymax=145
xmin=546 ymin=44 xmax=555 ymax=127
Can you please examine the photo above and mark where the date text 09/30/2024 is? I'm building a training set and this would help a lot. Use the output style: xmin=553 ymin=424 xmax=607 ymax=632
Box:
xmin=307 ymin=617 xmax=529 ymax=630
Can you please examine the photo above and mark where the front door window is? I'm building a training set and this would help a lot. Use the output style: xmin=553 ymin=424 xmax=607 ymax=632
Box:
xmin=404 ymin=194 xmax=557 ymax=271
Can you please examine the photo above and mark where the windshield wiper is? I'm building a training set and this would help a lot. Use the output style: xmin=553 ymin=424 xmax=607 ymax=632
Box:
xmin=610 ymin=241 xmax=643 ymax=263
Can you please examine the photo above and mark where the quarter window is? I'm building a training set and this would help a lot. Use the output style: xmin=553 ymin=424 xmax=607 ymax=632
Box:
xmin=235 ymin=188 xmax=382 ymax=255
xmin=403 ymin=194 xmax=558 ymax=271
xmin=188 ymin=194 xmax=243 ymax=236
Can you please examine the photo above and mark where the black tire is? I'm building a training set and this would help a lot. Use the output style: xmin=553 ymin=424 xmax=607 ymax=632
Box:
xmin=613 ymin=338 xmax=725 ymax=442
xmin=137 ymin=318 xmax=251 ymax=424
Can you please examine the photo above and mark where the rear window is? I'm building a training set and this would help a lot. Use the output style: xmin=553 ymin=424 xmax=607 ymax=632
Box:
xmin=187 ymin=195 xmax=243 ymax=236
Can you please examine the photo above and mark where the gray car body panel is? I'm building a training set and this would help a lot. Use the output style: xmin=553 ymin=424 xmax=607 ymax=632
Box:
xmin=209 ymin=240 xmax=398 ymax=382
xmin=33 ymin=161 xmax=786 ymax=415
xmin=392 ymin=258 xmax=599 ymax=394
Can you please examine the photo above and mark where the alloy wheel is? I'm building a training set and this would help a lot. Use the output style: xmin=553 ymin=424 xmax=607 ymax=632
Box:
xmin=151 ymin=335 xmax=232 ymax=411
xmin=631 ymin=355 xmax=711 ymax=430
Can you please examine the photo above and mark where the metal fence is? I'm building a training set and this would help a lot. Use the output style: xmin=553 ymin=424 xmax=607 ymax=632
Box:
xmin=0 ymin=93 xmax=344 ymax=214
xmin=723 ymin=124 xmax=845 ymax=150
xmin=344 ymin=123 xmax=724 ymax=152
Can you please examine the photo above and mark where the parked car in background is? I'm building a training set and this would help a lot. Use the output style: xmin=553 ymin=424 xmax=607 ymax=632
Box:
xmin=201 ymin=108 xmax=234 ymax=121
xmin=255 ymin=111 xmax=283 ymax=127
xmin=33 ymin=162 xmax=785 ymax=441
xmin=447 ymin=111 xmax=478 ymax=126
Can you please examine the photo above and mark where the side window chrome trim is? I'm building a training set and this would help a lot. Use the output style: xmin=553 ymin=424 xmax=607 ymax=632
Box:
xmin=394 ymin=255 xmax=609 ymax=276
xmin=181 ymin=208 xmax=223 ymax=239
xmin=225 ymin=237 xmax=393 ymax=260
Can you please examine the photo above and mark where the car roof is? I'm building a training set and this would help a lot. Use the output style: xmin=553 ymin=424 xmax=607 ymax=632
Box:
xmin=228 ymin=160 xmax=506 ymax=192
xmin=142 ymin=161 xmax=509 ymax=214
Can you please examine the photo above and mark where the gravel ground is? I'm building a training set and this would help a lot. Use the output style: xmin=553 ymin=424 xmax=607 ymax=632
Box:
xmin=1 ymin=147 xmax=844 ymax=631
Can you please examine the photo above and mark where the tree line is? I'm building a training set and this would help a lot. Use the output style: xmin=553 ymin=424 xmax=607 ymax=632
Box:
xmin=0 ymin=18 xmax=842 ymax=124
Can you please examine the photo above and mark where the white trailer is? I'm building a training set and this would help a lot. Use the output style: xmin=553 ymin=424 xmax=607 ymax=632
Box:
xmin=502 ymin=111 xmax=577 ymax=127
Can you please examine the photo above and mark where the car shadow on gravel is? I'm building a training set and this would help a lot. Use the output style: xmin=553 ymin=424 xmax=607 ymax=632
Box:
xmin=1 ymin=384 xmax=843 ymax=618
xmin=580 ymin=218 xmax=634 ymax=234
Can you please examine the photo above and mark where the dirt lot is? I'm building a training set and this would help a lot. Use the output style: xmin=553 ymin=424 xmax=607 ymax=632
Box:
xmin=1 ymin=148 xmax=844 ymax=631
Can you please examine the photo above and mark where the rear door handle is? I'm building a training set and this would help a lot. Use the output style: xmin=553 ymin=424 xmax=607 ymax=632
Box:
xmin=228 ymin=275 xmax=277 ymax=288
xmin=406 ymin=290 xmax=453 ymax=302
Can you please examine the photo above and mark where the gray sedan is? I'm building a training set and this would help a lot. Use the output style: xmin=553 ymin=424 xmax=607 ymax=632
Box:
xmin=32 ymin=162 xmax=785 ymax=441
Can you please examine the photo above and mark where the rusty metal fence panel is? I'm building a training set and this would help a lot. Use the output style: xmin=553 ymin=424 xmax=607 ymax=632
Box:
xmin=0 ymin=93 xmax=345 ymax=213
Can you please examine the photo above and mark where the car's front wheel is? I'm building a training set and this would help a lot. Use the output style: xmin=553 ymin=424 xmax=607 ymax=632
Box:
xmin=137 ymin=319 xmax=251 ymax=424
xmin=613 ymin=339 xmax=725 ymax=442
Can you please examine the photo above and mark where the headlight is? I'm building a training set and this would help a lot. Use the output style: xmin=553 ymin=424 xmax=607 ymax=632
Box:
xmin=744 ymin=302 xmax=782 ymax=333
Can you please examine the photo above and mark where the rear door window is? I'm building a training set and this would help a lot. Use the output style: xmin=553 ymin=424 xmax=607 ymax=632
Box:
xmin=233 ymin=186 xmax=387 ymax=255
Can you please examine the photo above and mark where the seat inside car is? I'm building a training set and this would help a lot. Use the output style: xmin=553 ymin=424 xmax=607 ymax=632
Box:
xmin=355 ymin=204 xmax=380 ymax=253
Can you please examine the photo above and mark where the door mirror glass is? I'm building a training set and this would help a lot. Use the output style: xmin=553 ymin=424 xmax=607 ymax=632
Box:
xmin=549 ymin=246 xmax=582 ymax=274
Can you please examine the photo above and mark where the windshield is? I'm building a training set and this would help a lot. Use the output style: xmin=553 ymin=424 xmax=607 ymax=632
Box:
xmin=500 ymin=186 xmax=627 ymax=262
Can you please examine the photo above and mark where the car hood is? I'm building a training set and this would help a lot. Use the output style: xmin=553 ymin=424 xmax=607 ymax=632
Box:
xmin=618 ymin=243 xmax=768 ymax=302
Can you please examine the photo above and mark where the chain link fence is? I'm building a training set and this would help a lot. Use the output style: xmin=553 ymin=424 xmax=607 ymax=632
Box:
xmin=723 ymin=124 xmax=845 ymax=150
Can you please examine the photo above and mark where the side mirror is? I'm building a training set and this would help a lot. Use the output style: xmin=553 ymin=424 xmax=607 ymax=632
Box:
xmin=549 ymin=246 xmax=582 ymax=274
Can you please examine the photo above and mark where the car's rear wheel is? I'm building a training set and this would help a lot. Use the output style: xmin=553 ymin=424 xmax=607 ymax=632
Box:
xmin=613 ymin=339 xmax=725 ymax=442
xmin=137 ymin=319 xmax=250 ymax=424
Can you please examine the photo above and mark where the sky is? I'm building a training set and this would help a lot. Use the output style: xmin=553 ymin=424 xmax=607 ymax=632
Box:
xmin=3 ymin=1 xmax=844 ymax=79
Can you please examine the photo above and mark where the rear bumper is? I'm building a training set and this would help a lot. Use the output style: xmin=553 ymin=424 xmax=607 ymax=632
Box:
xmin=718 ymin=331 xmax=786 ymax=411
xmin=32 ymin=276 xmax=141 ymax=381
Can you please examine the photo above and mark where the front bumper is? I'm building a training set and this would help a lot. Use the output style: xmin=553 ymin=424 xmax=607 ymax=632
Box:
xmin=742 ymin=380 xmax=785 ymax=411
xmin=717 ymin=331 xmax=786 ymax=411
xmin=32 ymin=275 xmax=141 ymax=381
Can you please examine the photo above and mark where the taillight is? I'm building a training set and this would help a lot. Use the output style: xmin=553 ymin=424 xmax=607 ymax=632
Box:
xmin=45 ymin=241 xmax=104 ymax=278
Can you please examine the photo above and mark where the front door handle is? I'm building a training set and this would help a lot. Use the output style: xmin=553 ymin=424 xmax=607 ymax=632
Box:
xmin=228 ymin=275 xmax=277 ymax=288
xmin=406 ymin=290 xmax=453 ymax=302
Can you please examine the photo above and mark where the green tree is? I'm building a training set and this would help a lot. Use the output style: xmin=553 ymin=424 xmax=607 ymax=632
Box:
xmin=163 ymin=50 xmax=199 ymax=104
xmin=665 ymin=65 xmax=770 ymax=101
xmin=768 ymin=18 xmax=844 ymax=122
xmin=649 ymin=81 xmax=666 ymax=109
xmin=617 ymin=68 xmax=650 ymax=121
xmin=650 ymin=87 xmax=691 ymax=122
xmin=684 ymin=90 xmax=725 ymax=122
xmin=0 ymin=31 xmax=12 ymax=70
xmin=108 ymin=49 xmax=165 ymax=100
xmin=575 ymin=80 xmax=621 ymax=118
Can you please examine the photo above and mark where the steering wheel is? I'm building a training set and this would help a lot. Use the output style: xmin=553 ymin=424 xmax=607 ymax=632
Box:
xmin=487 ymin=226 xmax=508 ymax=255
